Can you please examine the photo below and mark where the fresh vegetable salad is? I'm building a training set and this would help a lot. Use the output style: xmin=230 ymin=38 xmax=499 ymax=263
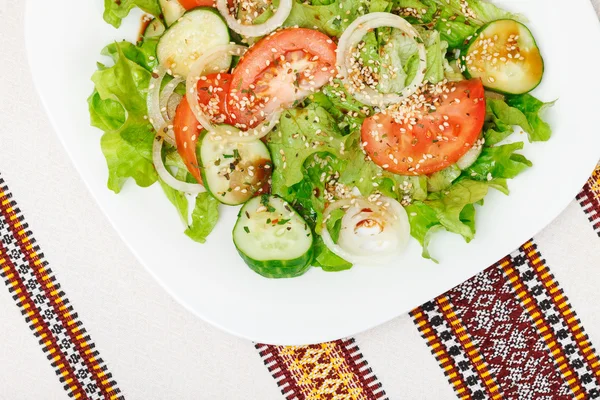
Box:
xmin=91 ymin=0 xmax=553 ymax=278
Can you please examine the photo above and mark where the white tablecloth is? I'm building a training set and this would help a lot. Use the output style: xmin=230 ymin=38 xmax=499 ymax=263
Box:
xmin=1 ymin=2 xmax=599 ymax=399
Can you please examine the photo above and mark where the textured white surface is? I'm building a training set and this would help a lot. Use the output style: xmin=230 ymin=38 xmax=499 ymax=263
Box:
xmin=0 ymin=2 xmax=598 ymax=399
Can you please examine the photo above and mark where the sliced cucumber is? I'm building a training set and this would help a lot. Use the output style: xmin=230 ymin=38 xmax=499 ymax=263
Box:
xmin=428 ymin=165 xmax=462 ymax=192
xmin=199 ymin=128 xmax=272 ymax=206
xmin=233 ymin=196 xmax=314 ymax=279
xmin=462 ymin=20 xmax=544 ymax=95
xmin=157 ymin=8 xmax=231 ymax=78
xmin=159 ymin=0 xmax=186 ymax=27
xmin=428 ymin=138 xmax=484 ymax=192
xmin=456 ymin=139 xmax=484 ymax=170
xmin=143 ymin=18 xmax=166 ymax=39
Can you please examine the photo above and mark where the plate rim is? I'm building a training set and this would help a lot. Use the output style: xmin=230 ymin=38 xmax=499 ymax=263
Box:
xmin=23 ymin=0 xmax=600 ymax=345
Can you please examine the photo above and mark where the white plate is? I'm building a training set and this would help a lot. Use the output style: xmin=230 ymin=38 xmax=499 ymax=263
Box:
xmin=25 ymin=0 xmax=600 ymax=345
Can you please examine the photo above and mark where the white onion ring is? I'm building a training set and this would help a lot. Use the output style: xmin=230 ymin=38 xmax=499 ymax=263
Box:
xmin=152 ymin=134 xmax=206 ymax=194
xmin=336 ymin=13 xmax=427 ymax=107
xmin=216 ymin=0 xmax=293 ymax=37
xmin=147 ymin=67 xmax=177 ymax=147
xmin=159 ymin=77 xmax=183 ymax=121
xmin=166 ymin=93 xmax=183 ymax=121
xmin=186 ymin=44 xmax=281 ymax=143
xmin=321 ymin=196 xmax=410 ymax=265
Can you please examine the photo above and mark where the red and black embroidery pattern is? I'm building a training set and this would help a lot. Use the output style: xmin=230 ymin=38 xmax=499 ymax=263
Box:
xmin=0 ymin=175 xmax=122 ymax=400
xmin=577 ymin=164 xmax=600 ymax=236
xmin=412 ymin=241 xmax=600 ymax=400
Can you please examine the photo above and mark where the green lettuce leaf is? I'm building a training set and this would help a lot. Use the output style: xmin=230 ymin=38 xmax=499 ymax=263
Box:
xmin=283 ymin=0 xmax=369 ymax=37
xmin=185 ymin=193 xmax=220 ymax=243
xmin=267 ymin=105 xmax=348 ymax=193
xmin=325 ymin=208 xmax=345 ymax=244
xmin=422 ymin=30 xmax=447 ymax=84
xmin=339 ymin=132 xmax=428 ymax=201
xmin=485 ymin=96 xmax=554 ymax=144
xmin=505 ymin=94 xmax=555 ymax=142
xmin=103 ymin=0 xmax=161 ymax=28
xmin=427 ymin=165 xmax=462 ymax=192
xmin=435 ymin=9 xmax=479 ymax=50
xmin=89 ymin=42 xmax=158 ymax=193
xmin=158 ymin=156 xmax=190 ymax=226
xmin=406 ymin=179 xmax=492 ymax=259
xmin=313 ymin=237 xmax=354 ymax=272
xmin=268 ymin=152 xmax=354 ymax=272
xmin=431 ymin=0 xmax=522 ymax=25
xmin=464 ymin=142 xmax=532 ymax=183
xmin=391 ymin=0 xmax=438 ymax=24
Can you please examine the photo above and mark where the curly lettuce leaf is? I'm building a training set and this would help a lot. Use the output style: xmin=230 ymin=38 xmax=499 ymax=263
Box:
xmin=406 ymin=180 xmax=492 ymax=259
xmin=103 ymin=0 xmax=161 ymax=28
xmin=435 ymin=8 xmax=479 ymax=50
xmin=313 ymin=237 xmax=354 ymax=272
xmin=282 ymin=0 xmax=369 ymax=37
xmin=89 ymin=43 xmax=158 ymax=193
xmin=325 ymin=208 xmax=345 ymax=244
xmin=422 ymin=30 xmax=447 ymax=84
xmin=267 ymin=105 xmax=348 ymax=193
xmin=431 ymin=0 xmax=522 ymax=25
xmin=271 ymin=152 xmax=354 ymax=272
xmin=391 ymin=0 xmax=438 ymax=24
xmin=339 ymin=132 xmax=428 ymax=200
xmin=485 ymin=96 xmax=554 ymax=144
xmin=505 ymin=94 xmax=555 ymax=142
xmin=185 ymin=193 xmax=220 ymax=243
xmin=464 ymin=142 xmax=532 ymax=184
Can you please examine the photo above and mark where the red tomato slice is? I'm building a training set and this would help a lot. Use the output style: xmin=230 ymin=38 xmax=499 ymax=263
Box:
xmin=178 ymin=0 xmax=216 ymax=9
xmin=228 ymin=28 xmax=337 ymax=129
xmin=173 ymin=73 xmax=233 ymax=183
xmin=177 ymin=0 xmax=234 ymax=9
xmin=361 ymin=79 xmax=486 ymax=176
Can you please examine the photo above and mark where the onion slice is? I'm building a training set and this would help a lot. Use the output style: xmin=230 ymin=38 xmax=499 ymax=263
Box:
xmin=147 ymin=66 xmax=177 ymax=147
xmin=152 ymin=134 xmax=206 ymax=194
xmin=216 ymin=0 xmax=293 ymax=37
xmin=336 ymin=12 xmax=427 ymax=107
xmin=159 ymin=77 xmax=183 ymax=121
xmin=186 ymin=44 xmax=281 ymax=142
xmin=321 ymin=196 xmax=410 ymax=265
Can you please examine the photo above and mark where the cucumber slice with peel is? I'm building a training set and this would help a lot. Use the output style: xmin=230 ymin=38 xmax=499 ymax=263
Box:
xmin=157 ymin=8 xmax=231 ymax=78
xmin=159 ymin=0 xmax=185 ymax=26
xmin=199 ymin=128 xmax=272 ymax=206
xmin=462 ymin=20 xmax=544 ymax=95
xmin=143 ymin=18 xmax=166 ymax=39
xmin=456 ymin=138 xmax=484 ymax=170
xmin=428 ymin=165 xmax=462 ymax=192
xmin=428 ymin=138 xmax=484 ymax=192
xmin=233 ymin=196 xmax=314 ymax=279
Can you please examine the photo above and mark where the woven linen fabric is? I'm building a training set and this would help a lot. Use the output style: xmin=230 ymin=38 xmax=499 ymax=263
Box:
xmin=2 ymin=159 xmax=598 ymax=399
xmin=1 ymin=1 xmax=600 ymax=399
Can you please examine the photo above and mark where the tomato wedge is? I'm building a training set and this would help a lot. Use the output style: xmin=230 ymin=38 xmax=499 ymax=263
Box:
xmin=361 ymin=79 xmax=486 ymax=176
xmin=173 ymin=73 xmax=233 ymax=183
xmin=177 ymin=0 xmax=216 ymax=9
xmin=228 ymin=28 xmax=337 ymax=129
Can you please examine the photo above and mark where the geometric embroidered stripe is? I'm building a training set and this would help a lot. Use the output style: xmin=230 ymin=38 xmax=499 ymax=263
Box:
xmin=520 ymin=241 xmax=600 ymax=395
xmin=0 ymin=238 xmax=88 ymax=398
xmin=256 ymin=338 xmax=387 ymax=400
xmin=411 ymin=307 xmax=475 ymax=399
xmin=576 ymin=163 xmax=600 ymax=236
xmin=413 ymin=239 xmax=600 ymax=400
xmin=501 ymin=251 xmax=589 ymax=399
xmin=436 ymin=296 xmax=503 ymax=399
xmin=448 ymin=254 xmax=573 ymax=399
xmin=0 ymin=175 xmax=123 ymax=400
